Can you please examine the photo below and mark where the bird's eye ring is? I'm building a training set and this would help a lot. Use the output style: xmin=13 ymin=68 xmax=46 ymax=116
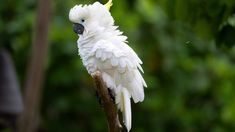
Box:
xmin=81 ymin=19 xmax=85 ymax=22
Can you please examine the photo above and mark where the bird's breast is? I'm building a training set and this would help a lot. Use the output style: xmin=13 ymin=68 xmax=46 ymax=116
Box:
xmin=78 ymin=47 xmax=97 ymax=74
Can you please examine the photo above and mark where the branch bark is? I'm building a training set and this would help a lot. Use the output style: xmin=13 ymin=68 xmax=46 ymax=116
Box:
xmin=92 ymin=71 xmax=123 ymax=132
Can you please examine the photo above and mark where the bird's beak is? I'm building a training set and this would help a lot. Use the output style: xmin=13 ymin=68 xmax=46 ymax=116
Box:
xmin=73 ymin=23 xmax=84 ymax=35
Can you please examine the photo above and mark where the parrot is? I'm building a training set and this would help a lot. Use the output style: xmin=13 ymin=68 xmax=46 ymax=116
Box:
xmin=69 ymin=0 xmax=147 ymax=131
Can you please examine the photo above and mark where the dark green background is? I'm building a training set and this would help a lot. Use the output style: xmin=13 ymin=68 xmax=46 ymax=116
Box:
xmin=1 ymin=0 xmax=235 ymax=131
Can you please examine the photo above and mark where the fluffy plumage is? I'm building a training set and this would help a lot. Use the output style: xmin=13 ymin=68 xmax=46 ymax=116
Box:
xmin=69 ymin=2 xmax=147 ymax=131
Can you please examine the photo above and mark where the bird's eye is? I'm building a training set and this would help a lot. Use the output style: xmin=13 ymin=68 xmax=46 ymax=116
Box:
xmin=81 ymin=19 xmax=85 ymax=22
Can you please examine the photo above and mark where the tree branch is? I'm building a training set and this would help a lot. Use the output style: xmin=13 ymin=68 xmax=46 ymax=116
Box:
xmin=92 ymin=71 xmax=123 ymax=132
xmin=17 ymin=0 xmax=51 ymax=131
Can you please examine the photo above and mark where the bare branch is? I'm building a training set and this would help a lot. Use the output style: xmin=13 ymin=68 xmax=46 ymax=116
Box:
xmin=17 ymin=0 xmax=51 ymax=131
xmin=92 ymin=71 xmax=123 ymax=132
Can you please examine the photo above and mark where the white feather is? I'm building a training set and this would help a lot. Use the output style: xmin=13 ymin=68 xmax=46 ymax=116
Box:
xmin=111 ymin=57 xmax=119 ymax=66
xmin=96 ymin=49 xmax=102 ymax=58
xmin=122 ymin=88 xmax=132 ymax=132
xmin=102 ymin=72 xmax=115 ymax=89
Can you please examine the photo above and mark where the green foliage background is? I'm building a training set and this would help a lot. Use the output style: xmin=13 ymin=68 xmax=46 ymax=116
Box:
xmin=1 ymin=0 xmax=235 ymax=131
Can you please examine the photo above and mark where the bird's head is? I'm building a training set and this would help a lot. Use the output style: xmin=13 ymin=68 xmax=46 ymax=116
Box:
xmin=69 ymin=0 xmax=114 ymax=36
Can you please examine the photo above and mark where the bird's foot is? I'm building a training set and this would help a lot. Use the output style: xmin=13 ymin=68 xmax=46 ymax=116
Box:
xmin=108 ymin=88 xmax=115 ymax=103
xmin=95 ymin=88 xmax=115 ymax=106
xmin=95 ymin=91 xmax=103 ymax=107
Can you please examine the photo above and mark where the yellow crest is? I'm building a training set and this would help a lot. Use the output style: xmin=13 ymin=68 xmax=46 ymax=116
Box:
xmin=104 ymin=0 xmax=113 ymax=10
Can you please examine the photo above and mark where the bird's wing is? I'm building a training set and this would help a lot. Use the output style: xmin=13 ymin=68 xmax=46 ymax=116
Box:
xmin=91 ymin=39 xmax=147 ymax=98
xmin=91 ymin=40 xmax=143 ymax=73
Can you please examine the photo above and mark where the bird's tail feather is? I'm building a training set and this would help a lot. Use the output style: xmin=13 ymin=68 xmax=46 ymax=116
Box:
xmin=121 ymin=88 xmax=132 ymax=132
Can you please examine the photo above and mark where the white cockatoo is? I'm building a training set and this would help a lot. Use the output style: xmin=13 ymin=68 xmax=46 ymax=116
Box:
xmin=69 ymin=0 xmax=147 ymax=131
